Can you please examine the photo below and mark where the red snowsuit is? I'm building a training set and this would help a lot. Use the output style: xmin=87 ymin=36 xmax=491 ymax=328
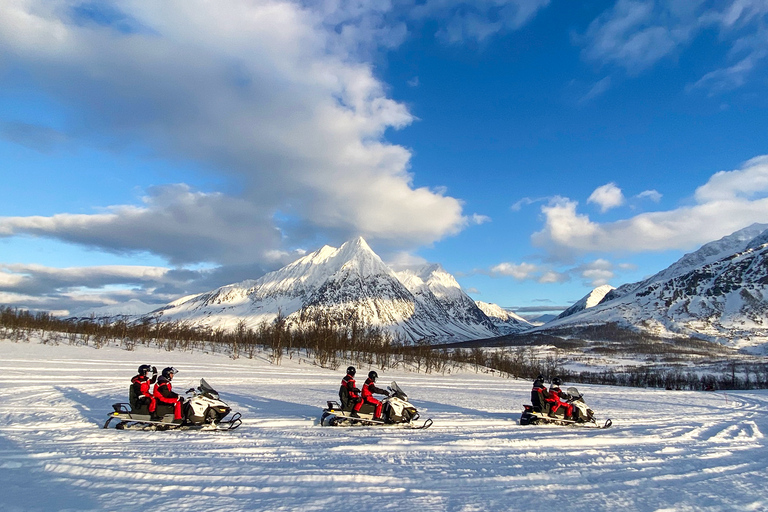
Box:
xmin=131 ymin=373 xmax=156 ymax=413
xmin=153 ymin=376 xmax=183 ymax=420
xmin=546 ymin=385 xmax=573 ymax=418
xmin=361 ymin=377 xmax=388 ymax=420
xmin=340 ymin=373 xmax=363 ymax=412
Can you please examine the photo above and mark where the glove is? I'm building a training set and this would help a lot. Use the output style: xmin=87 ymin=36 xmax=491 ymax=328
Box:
xmin=177 ymin=397 xmax=185 ymax=403
xmin=151 ymin=366 xmax=157 ymax=374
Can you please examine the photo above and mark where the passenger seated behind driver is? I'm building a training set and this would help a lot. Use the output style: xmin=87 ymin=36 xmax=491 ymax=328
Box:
xmin=339 ymin=366 xmax=363 ymax=417
xmin=130 ymin=364 xmax=157 ymax=414
xmin=153 ymin=367 xmax=185 ymax=422
xmin=547 ymin=377 xmax=574 ymax=420
xmin=361 ymin=371 xmax=389 ymax=421
xmin=530 ymin=374 xmax=549 ymax=413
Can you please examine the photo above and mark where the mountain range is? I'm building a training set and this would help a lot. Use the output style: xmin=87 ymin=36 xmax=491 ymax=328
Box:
xmin=147 ymin=237 xmax=531 ymax=342
xmin=84 ymin=224 xmax=768 ymax=352
xmin=543 ymin=223 xmax=768 ymax=353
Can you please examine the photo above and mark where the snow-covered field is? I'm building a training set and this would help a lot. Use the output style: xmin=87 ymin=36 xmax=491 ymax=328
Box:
xmin=2 ymin=339 xmax=768 ymax=512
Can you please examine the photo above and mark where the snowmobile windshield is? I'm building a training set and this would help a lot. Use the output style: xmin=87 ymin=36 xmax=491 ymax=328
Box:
xmin=200 ymin=379 xmax=219 ymax=399
xmin=389 ymin=381 xmax=407 ymax=400
xmin=567 ymin=386 xmax=581 ymax=398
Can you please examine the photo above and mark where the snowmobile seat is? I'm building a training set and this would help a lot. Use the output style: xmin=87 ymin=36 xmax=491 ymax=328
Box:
xmin=339 ymin=387 xmax=351 ymax=411
xmin=128 ymin=385 xmax=153 ymax=415
xmin=531 ymin=388 xmax=551 ymax=414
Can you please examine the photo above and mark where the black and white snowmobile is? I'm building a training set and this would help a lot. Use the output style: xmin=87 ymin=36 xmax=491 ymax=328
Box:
xmin=321 ymin=381 xmax=432 ymax=429
xmin=104 ymin=378 xmax=242 ymax=430
xmin=520 ymin=386 xmax=611 ymax=429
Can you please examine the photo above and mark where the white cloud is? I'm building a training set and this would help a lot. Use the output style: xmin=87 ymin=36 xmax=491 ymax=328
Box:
xmin=636 ymin=189 xmax=662 ymax=202
xmin=576 ymin=259 xmax=615 ymax=286
xmin=580 ymin=0 xmax=768 ymax=94
xmin=588 ymin=182 xmax=625 ymax=212
xmin=581 ymin=0 xmax=694 ymax=73
xmin=490 ymin=262 xmax=540 ymax=280
xmin=470 ymin=213 xmax=492 ymax=225
xmin=694 ymin=155 xmax=768 ymax=201
xmin=413 ymin=0 xmax=551 ymax=43
xmin=532 ymin=155 xmax=768 ymax=256
xmin=0 ymin=0 xmax=474 ymax=264
xmin=579 ymin=76 xmax=613 ymax=104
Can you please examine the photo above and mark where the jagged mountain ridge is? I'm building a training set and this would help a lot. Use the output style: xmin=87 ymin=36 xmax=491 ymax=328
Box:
xmin=149 ymin=237 xmax=510 ymax=342
xmin=544 ymin=226 xmax=768 ymax=352
xmin=602 ymin=223 xmax=768 ymax=303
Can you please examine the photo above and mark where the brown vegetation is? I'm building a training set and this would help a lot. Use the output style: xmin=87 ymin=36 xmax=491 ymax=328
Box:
xmin=1 ymin=307 xmax=766 ymax=390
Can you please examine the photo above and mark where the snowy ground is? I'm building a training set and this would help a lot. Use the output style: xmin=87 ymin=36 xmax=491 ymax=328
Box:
xmin=2 ymin=339 xmax=768 ymax=512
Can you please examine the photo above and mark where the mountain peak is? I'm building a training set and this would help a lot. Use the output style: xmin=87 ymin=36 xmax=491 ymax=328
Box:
xmin=337 ymin=236 xmax=375 ymax=256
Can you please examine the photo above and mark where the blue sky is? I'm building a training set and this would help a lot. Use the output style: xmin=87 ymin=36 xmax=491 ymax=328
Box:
xmin=2 ymin=0 xmax=768 ymax=317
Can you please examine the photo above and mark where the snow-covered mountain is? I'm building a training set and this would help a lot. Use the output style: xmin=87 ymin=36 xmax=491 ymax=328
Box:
xmin=475 ymin=301 xmax=533 ymax=334
xmin=602 ymin=223 xmax=768 ymax=303
xmin=556 ymin=284 xmax=615 ymax=320
xmin=149 ymin=237 xmax=509 ymax=342
xmin=544 ymin=225 xmax=768 ymax=352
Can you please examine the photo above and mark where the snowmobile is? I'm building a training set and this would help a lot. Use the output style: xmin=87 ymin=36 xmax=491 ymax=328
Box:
xmin=321 ymin=381 xmax=432 ymax=429
xmin=104 ymin=378 xmax=242 ymax=430
xmin=520 ymin=386 xmax=611 ymax=429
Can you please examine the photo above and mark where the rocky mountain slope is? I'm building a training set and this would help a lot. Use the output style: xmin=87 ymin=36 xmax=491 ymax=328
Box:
xmin=543 ymin=225 xmax=768 ymax=353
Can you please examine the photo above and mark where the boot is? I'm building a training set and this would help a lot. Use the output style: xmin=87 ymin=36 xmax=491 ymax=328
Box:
xmin=349 ymin=410 xmax=360 ymax=418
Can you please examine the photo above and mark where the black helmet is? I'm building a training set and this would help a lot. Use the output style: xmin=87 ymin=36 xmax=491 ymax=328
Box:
xmin=138 ymin=364 xmax=152 ymax=375
xmin=368 ymin=371 xmax=378 ymax=381
xmin=536 ymin=374 xmax=545 ymax=382
xmin=552 ymin=377 xmax=562 ymax=386
xmin=346 ymin=366 xmax=356 ymax=376
xmin=162 ymin=367 xmax=178 ymax=379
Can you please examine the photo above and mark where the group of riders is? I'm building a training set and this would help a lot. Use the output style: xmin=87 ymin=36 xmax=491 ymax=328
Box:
xmin=130 ymin=364 xmax=185 ymax=422
xmin=130 ymin=363 xmax=574 ymax=424
xmin=531 ymin=374 xmax=575 ymax=420
xmin=339 ymin=366 xmax=390 ymax=421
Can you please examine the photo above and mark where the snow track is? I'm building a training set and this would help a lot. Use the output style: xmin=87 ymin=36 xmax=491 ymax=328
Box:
xmin=1 ymin=341 xmax=767 ymax=511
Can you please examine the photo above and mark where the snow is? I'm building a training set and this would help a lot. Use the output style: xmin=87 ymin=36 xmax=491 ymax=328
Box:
xmin=2 ymin=337 xmax=768 ymax=511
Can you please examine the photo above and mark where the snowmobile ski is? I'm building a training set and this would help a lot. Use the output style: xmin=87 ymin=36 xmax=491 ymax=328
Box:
xmin=522 ymin=410 xmax=611 ymax=429
xmin=104 ymin=405 xmax=242 ymax=430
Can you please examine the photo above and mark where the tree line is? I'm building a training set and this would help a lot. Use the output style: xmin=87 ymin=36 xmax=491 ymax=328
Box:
xmin=1 ymin=306 xmax=766 ymax=390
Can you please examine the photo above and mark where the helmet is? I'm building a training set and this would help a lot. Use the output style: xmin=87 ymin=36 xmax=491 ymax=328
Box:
xmin=368 ymin=371 xmax=378 ymax=381
xmin=138 ymin=364 xmax=152 ymax=375
xmin=162 ymin=367 xmax=178 ymax=379
xmin=346 ymin=366 xmax=356 ymax=376
xmin=536 ymin=374 xmax=545 ymax=382
xmin=552 ymin=377 xmax=562 ymax=386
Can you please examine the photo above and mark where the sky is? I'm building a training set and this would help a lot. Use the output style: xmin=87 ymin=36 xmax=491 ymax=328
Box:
xmin=2 ymin=0 xmax=768 ymax=318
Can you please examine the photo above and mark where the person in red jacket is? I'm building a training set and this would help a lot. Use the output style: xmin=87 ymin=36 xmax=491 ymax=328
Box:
xmin=130 ymin=364 xmax=157 ymax=414
xmin=361 ymin=370 xmax=389 ymax=421
xmin=153 ymin=367 xmax=184 ymax=422
xmin=339 ymin=366 xmax=363 ymax=417
xmin=546 ymin=377 xmax=574 ymax=420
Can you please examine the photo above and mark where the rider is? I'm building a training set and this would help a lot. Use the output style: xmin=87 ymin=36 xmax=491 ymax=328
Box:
xmin=361 ymin=370 xmax=389 ymax=421
xmin=130 ymin=364 xmax=157 ymax=414
xmin=547 ymin=377 xmax=574 ymax=420
xmin=530 ymin=374 xmax=549 ymax=413
xmin=339 ymin=366 xmax=363 ymax=417
xmin=153 ymin=367 xmax=184 ymax=422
